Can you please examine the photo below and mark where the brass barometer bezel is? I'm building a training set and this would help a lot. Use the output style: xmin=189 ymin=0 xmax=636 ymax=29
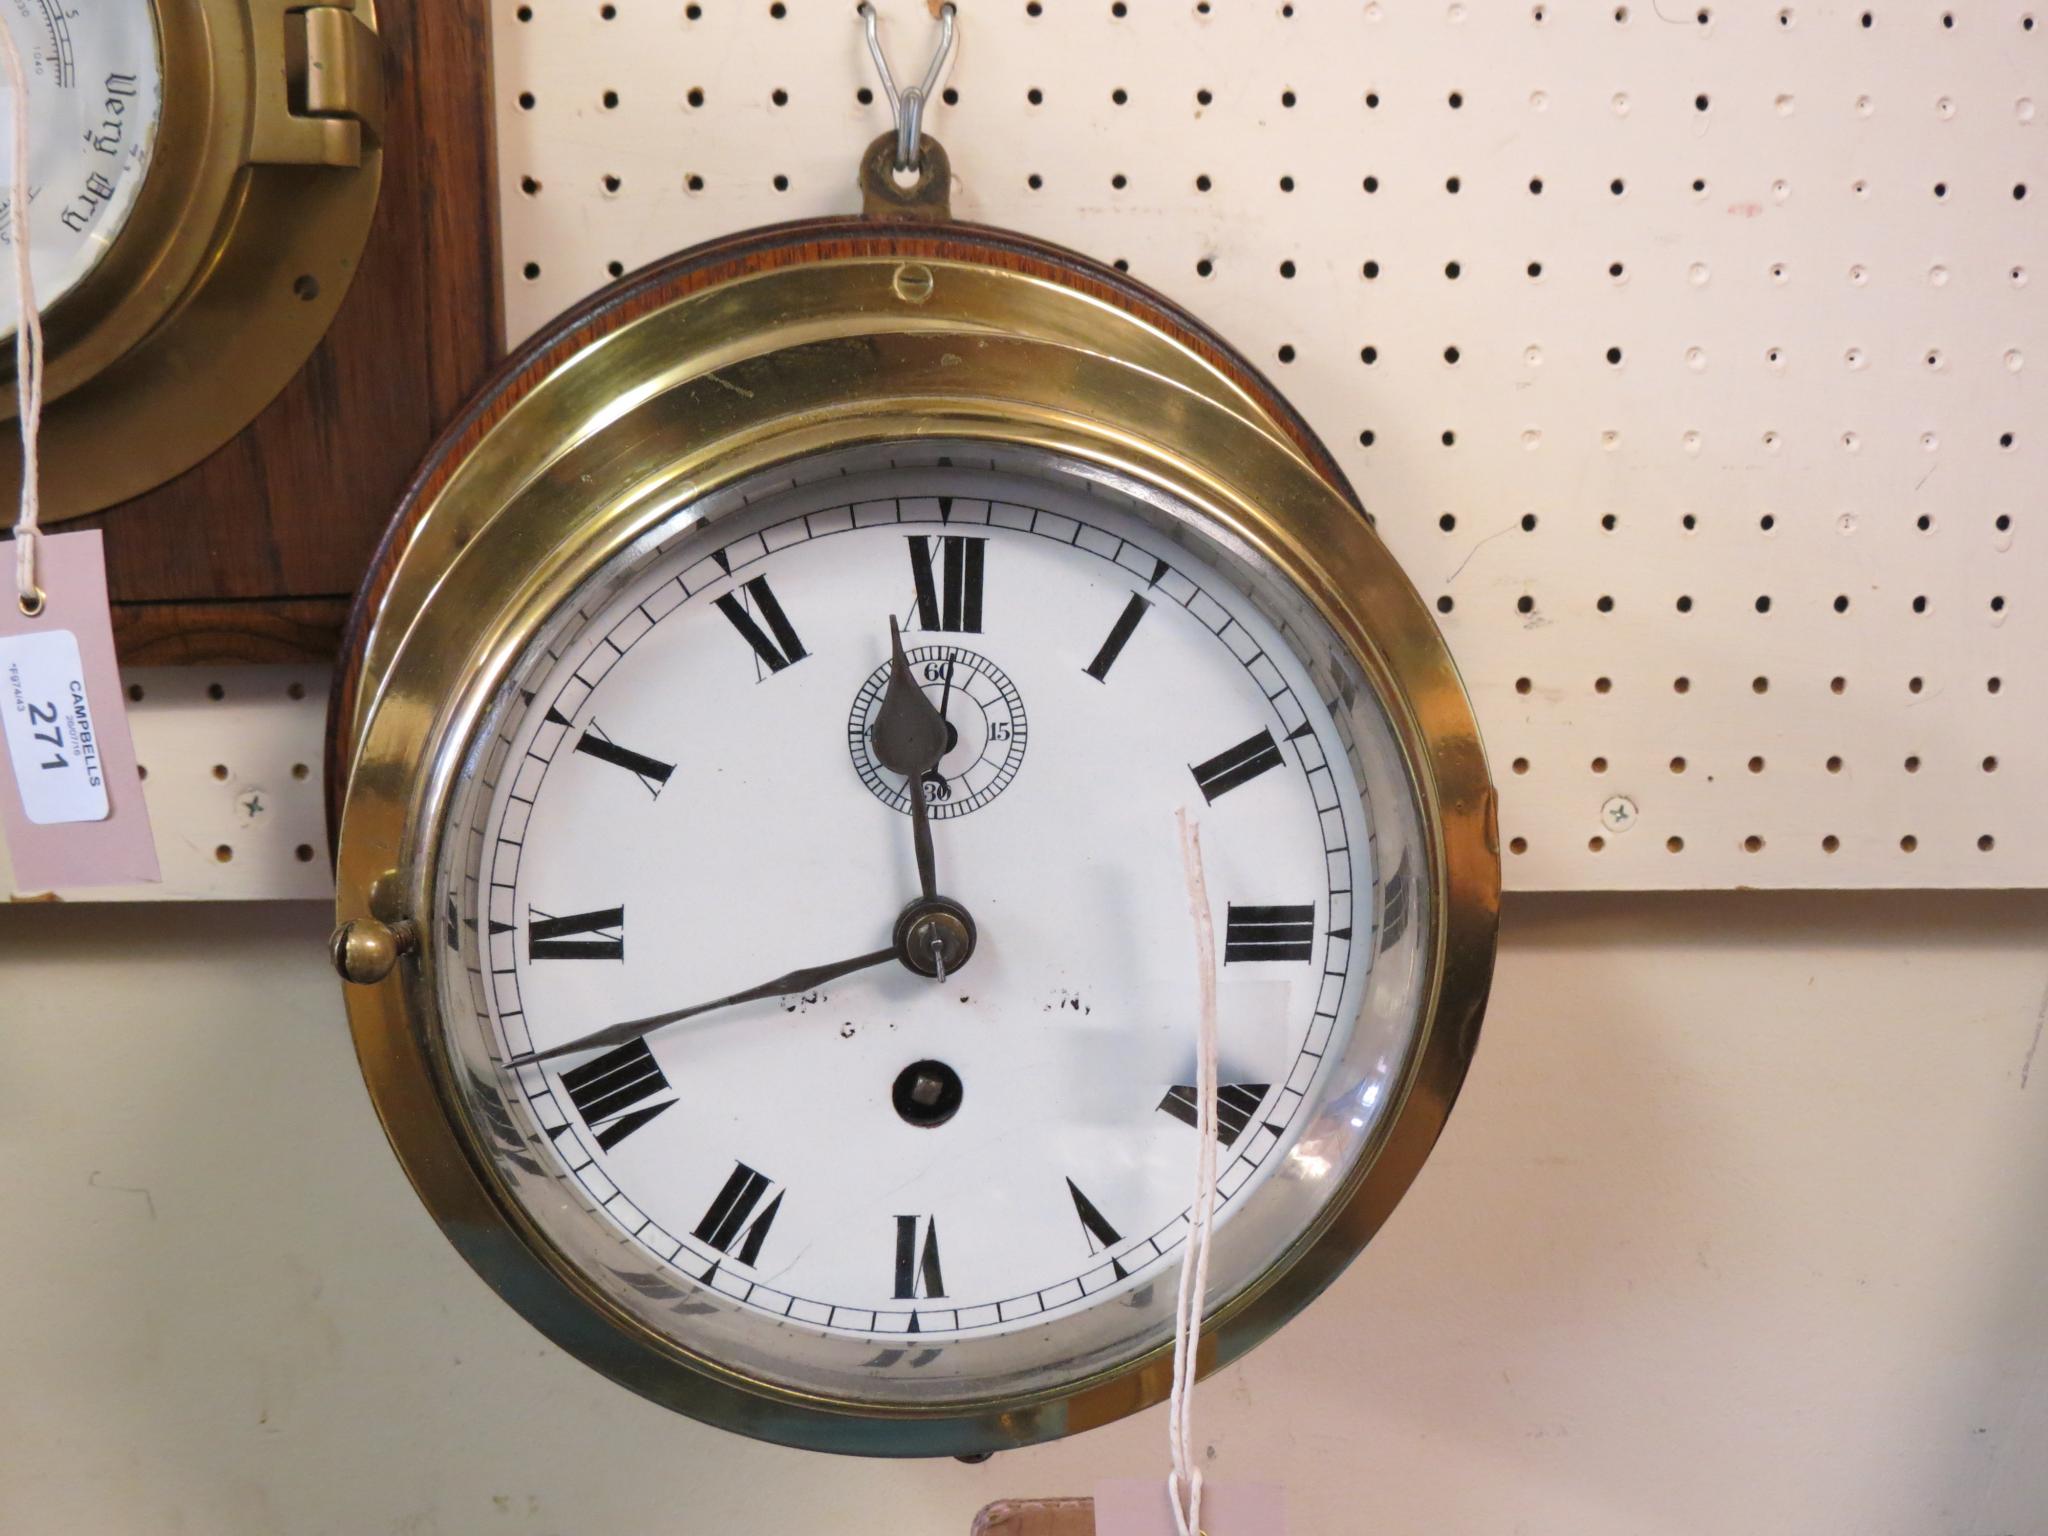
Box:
xmin=0 ymin=0 xmax=384 ymax=517
xmin=330 ymin=219 xmax=1498 ymax=1457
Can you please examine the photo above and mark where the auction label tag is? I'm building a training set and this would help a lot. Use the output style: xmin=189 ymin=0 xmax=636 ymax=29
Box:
xmin=0 ymin=628 xmax=110 ymax=823
xmin=0 ymin=530 xmax=158 ymax=890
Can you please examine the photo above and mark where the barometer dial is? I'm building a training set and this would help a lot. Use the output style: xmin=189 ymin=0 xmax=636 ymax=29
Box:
xmin=0 ymin=1 xmax=162 ymax=331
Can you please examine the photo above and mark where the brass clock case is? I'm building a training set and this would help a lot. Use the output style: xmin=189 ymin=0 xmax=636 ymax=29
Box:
xmin=331 ymin=221 xmax=1498 ymax=1456
xmin=0 ymin=0 xmax=384 ymax=517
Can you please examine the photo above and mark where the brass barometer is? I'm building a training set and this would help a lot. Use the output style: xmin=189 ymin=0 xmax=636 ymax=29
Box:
xmin=328 ymin=99 xmax=1497 ymax=1455
xmin=0 ymin=0 xmax=382 ymax=515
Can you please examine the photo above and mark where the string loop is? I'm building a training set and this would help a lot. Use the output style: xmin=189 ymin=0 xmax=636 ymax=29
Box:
xmin=1170 ymin=809 xmax=1222 ymax=1536
xmin=0 ymin=18 xmax=45 ymax=619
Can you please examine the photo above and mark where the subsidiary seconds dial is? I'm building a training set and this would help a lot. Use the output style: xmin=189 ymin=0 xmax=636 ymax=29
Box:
xmin=458 ymin=465 xmax=1385 ymax=1345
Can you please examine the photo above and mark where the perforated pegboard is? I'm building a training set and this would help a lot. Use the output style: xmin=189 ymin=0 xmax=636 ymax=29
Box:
xmin=491 ymin=0 xmax=2043 ymax=890
xmin=0 ymin=668 xmax=332 ymax=901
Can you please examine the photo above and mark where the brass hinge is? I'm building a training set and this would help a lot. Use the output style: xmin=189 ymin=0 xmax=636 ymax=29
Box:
xmin=248 ymin=1 xmax=386 ymax=169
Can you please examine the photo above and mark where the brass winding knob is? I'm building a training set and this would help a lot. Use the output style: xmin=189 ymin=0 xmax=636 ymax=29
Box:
xmin=330 ymin=916 xmax=416 ymax=985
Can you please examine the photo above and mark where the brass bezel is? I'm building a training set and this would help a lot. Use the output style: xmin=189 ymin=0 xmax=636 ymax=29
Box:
xmin=1 ymin=0 xmax=383 ymax=517
xmin=333 ymin=247 xmax=1498 ymax=1456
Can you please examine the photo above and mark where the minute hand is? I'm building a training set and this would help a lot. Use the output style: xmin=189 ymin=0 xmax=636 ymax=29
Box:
xmin=505 ymin=947 xmax=897 ymax=1068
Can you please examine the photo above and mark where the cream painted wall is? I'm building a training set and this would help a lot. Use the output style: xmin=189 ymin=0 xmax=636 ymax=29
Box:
xmin=2 ymin=893 xmax=2044 ymax=1535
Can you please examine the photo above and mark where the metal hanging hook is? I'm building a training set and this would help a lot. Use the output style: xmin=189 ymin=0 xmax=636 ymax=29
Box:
xmin=859 ymin=1 xmax=958 ymax=173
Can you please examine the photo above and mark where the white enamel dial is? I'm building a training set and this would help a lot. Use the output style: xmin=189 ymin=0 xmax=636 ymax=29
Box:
xmin=0 ymin=1 xmax=163 ymax=332
xmin=432 ymin=450 xmax=1435 ymax=1404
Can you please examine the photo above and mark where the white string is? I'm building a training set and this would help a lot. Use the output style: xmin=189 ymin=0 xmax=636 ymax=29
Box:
xmin=0 ymin=17 xmax=44 ymax=616
xmin=1169 ymin=808 xmax=1221 ymax=1536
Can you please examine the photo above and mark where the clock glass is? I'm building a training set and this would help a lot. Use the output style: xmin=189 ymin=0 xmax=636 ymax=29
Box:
xmin=425 ymin=442 xmax=1438 ymax=1413
xmin=0 ymin=0 xmax=163 ymax=333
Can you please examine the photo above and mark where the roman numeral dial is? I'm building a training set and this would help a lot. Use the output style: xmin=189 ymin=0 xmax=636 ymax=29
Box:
xmin=907 ymin=534 xmax=985 ymax=633
xmin=528 ymin=906 xmax=625 ymax=961
xmin=573 ymin=721 xmax=675 ymax=796
xmin=693 ymin=1162 xmax=784 ymax=1268
xmin=715 ymin=576 xmax=807 ymax=673
xmin=1189 ymin=728 xmax=1286 ymax=802
xmin=558 ymin=1039 xmax=676 ymax=1150
xmin=473 ymin=479 xmax=1385 ymax=1342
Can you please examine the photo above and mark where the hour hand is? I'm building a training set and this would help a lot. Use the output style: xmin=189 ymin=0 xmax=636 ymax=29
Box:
xmin=869 ymin=615 xmax=947 ymax=902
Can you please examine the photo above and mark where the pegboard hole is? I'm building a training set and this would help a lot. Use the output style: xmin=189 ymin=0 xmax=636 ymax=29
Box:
xmin=296 ymin=845 xmax=316 ymax=864
xmin=1588 ymin=835 xmax=1605 ymax=852
xmin=1511 ymin=757 xmax=1530 ymax=775
xmin=207 ymin=682 xmax=226 ymax=701
xmin=1760 ymin=514 xmax=1776 ymax=533
xmin=1990 ymin=595 xmax=2007 ymax=613
xmin=1996 ymin=514 xmax=2012 ymax=533
xmin=1752 ymin=676 xmax=1770 ymax=694
xmin=1600 ymin=514 xmax=1618 ymax=532
xmin=1444 ymin=345 xmax=1462 ymax=366
xmin=1682 ymin=514 xmax=1697 ymax=532
xmin=1515 ymin=677 xmax=1533 ymax=695
xmin=1276 ymin=256 xmax=1292 ymax=276
xmin=1276 ymin=344 xmax=1295 ymax=364
xmin=1596 ymin=595 xmax=1615 ymax=613
xmin=292 ymin=763 xmax=311 ymax=781
xmin=1904 ymin=755 xmax=1922 ymax=773
xmin=1900 ymin=835 xmax=1918 ymax=853
xmin=214 ymin=845 xmax=234 ymax=864
xmin=1594 ymin=677 xmax=1612 ymax=694
xmin=1749 ymin=756 xmax=1766 ymax=774
xmin=1521 ymin=513 xmax=1538 ymax=532
xmin=1508 ymin=836 xmax=1529 ymax=855
xmin=1912 ymin=595 xmax=1929 ymax=614
xmin=607 ymin=259 xmax=625 ymax=277
xmin=1360 ymin=345 xmax=1378 ymax=365
xmin=1439 ymin=513 xmax=1457 ymax=532
xmin=1979 ymin=835 xmax=1996 ymax=852
xmin=1112 ymin=88 xmax=1129 ymax=105
xmin=1989 ymin=676 xmax=2004 ymax=694
xmin=1676 ymin=595 xmax=1693 ymax=613
xmin=1515 ymin=595 xmax=1534 ymax=614
xmin=770 ymin=88 xmax=788 ymax=107
xmin=136 ymin=764 xmax=147 ymax=781
xmin=517 ymin=90 xmax=536 ymax=110
xmin=1445 ymin=260 xmax=1462 ymax=280
xmin=602 ymin=173 xmax=621 ymax=193
xmin=293 ymin=274 xmax=320 ymax=302
xmin=1362 ymin=259 xmax=1380 ymax=279
xmin=522 ymin=261 xmax=541 ymax=282
xmin=520 ymin=175 xmax=541 ymax=196
xmin=1908 ymin=676 xmax=1924 ymax=694
xmin=1823 ymin=834 xmax=1840 ymax=853
xmin=1830 ymin=677 xmax=1847 ymax=695
xmin=1591 ymin=756 xmax=1609 ymax=773
xmin=685 ymin=174 xmax=704 ymax=191
xmin=1674 ymin=677 xmax=1691 ymax=694
xmin=211 ymin=763 xmax=230 ymax=781
xmin=1744 ymin=835 xmax=1764 ymax=853
xmin=126 ymin=683 xmax=144 ymax=702
xmin=1666 ymin=836 xmax=1684 ymax=854
xmin=1529 ymin=177 xmax=1544 ymax=195
xmin=1436 ymin=595 xmax=1454 ymax=614
xmin=687 ymin=86 xmax=704 ymax=108
xmin=1984 ymin=756 xmax=2000 ymax=773
xmin=1361 ymin=175 xmax=1377 ymax=193
xmin=1527 ymin=260 xmax=1544 ymax=280
xmin=1670 ymin=756 xmax=1687 ymax=774
xmin=1827 ymin=755 xmax=1845 ymax=773
xmin=1832 ymin=594 xmax=1850 ymax=614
